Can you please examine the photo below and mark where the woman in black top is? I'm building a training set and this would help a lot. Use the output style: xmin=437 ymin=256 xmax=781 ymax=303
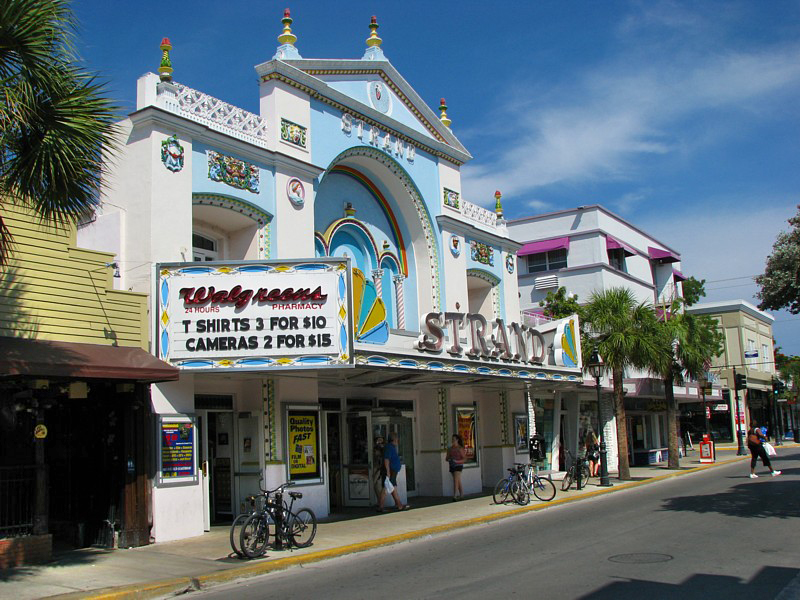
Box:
xmin=747 ymin=421 xmax=781 ymax=478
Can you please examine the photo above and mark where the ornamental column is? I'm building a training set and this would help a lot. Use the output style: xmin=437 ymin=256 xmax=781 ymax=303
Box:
xmin=393 ymin=274 xmax=406 ymax=329
xmin=371 ymin=269 xmax=384 ymax=297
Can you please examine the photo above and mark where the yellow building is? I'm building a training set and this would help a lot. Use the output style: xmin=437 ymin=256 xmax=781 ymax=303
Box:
xmin=0 ymin=203 xmax=177 ymax=567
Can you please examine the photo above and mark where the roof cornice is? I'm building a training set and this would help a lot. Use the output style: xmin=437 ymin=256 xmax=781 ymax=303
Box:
xmin=255 ymin=59 xmax=472 ymax=165
xmin=128 ymin=106 xmax=325 ymax=179
xmin=437 ymin=214 xmax=521 ymax=253
xmin=508 ymin=204 xmax=682 ymax=257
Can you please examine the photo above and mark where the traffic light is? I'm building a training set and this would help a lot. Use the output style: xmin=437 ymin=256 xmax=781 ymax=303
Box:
xmin=735 ymin=373 xmax=747 ymax=390
xmin=722 ymin=389 xmax=731 ymax=402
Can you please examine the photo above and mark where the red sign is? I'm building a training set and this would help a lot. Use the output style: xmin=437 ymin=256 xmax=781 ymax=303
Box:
xmin=705 ymin=406 xmax=711 ymax=419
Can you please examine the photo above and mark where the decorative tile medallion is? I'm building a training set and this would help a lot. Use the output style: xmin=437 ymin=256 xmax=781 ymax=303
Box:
xmin=449 ymin=234 xmax=461 ymax=257
xmin=470 ymin=241 xmax=494 ymax=266
xmin=207 ymin=151 xmax=259 ymax=193
xmin=287 ymin=178 xmax=305 ymax=207
xmin=280 ymin=118 xmax=307 ymax=148
xmin=161 ymin=135 xmax=184 ymax=172
xmin=443 ymin=187 xmax=460 ymax=210
xmin=506 ymin=254 xmax=515 ymax=274
xmin=367 ymin=81 xmax=391 ymax=114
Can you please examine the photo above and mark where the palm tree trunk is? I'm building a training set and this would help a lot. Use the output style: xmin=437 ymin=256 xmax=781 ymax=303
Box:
xmin=613 ymin=368 xmax=631 ymax=480
xmin=664 ymin=377 xmax=680 ymax=469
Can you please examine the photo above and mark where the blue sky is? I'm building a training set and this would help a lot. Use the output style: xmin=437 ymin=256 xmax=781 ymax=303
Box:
xmin=72 ymin=0 xmax=800 ymax=355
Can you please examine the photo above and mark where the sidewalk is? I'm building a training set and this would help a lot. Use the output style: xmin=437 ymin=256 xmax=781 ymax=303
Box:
xmin=1 ymin=447 xmax=787 ymax=600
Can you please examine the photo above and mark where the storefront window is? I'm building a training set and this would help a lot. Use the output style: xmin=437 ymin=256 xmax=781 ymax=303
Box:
xmin=513 ymin=414 xmax=529 ymax=455
xmin=578 ymin=399 xmax=598 ymax=445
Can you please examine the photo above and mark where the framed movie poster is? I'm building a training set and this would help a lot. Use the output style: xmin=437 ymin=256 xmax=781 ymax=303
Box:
xmin=454 ymin=405 xmax=478 ymax=466
xmin=514 ymin=414 xmax=529 ymax=454
xmin=157 ymin=414 xmax=198 ymax=486
xmin=286 ymin=407 xmax=322 ymax=482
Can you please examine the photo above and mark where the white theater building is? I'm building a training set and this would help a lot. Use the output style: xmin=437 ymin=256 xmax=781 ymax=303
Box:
xmin=81 ymin=13 xmax=582 ymax=542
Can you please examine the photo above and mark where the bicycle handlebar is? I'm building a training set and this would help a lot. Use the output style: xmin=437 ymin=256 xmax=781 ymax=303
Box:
xmin=258 ymin=479 xmax=296 ymax=495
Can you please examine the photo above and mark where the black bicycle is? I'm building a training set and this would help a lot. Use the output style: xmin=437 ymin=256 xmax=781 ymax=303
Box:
xmin=239 ymin=481 xmax=317 ymax=558
xmin=561 ymin=449 xmax=590 ymax=491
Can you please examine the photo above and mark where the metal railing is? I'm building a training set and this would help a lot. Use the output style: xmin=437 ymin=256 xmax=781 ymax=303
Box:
xmin=0 ymin=465 xmax=37 ymax=538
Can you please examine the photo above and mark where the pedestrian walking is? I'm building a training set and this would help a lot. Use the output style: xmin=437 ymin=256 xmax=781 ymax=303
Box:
xmin=445 ymin=434 xmax=466 ymax=500
xmin=747 ymin=421 xmax=781 ymax=478
xmin=373 ymin=436 xmax=387 ymax=500
xmin=377 ymin=432 xmax=410 ymax=512
xmin=585 ymin=431 xmax=600 ymax=477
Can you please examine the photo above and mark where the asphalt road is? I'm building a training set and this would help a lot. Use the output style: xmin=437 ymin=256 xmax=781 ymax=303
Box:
xmin=192 ymin=450 xmax=800 ymax=600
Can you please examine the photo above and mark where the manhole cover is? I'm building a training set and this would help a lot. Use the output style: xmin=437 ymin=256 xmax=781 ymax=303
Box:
xmin=608 ymin=553 xmax=674 ymax=564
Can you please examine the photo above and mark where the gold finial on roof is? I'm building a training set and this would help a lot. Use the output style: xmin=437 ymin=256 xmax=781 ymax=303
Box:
xmin=278 ymin=8 xmax=297 ymax=45
xmin=159 ymin=37 xmax=173 ymax=82
xmin=439 ymin=98 xmax=451 ymax=127
xmin=366 ymin=15 xmax=382 ymax=48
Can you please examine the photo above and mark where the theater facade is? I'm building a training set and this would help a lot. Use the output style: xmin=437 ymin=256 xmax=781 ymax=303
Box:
xmin=81 ymin=13 xmax=582 ymax=542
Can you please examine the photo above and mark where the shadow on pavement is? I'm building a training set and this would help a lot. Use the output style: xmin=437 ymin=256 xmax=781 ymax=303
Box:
xmin=659 ymin=479 xmax=800 ymax=519
xmin=0 ymin=546 xmax=112 ymax=582
xmin=579 ymin=565 xmax=799 ymax=600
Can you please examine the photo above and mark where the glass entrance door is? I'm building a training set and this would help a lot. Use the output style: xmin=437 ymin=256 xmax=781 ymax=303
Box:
xmin=343 ymin=412 xmax=372 ymax=506
xmin=372 ymin=415 xmax=415 ymax=494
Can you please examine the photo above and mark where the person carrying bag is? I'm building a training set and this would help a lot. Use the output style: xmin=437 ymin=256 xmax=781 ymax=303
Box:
xmin=747 ymin=421 xmax=781 ymax=478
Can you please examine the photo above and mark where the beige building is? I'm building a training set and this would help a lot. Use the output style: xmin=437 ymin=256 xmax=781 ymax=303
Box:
xmin=687 ymin=300 xmax=776 ymax=441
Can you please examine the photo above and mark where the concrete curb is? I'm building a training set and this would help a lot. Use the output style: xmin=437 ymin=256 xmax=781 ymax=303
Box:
xmin=52 ymin=454 xmax=752 ymax=600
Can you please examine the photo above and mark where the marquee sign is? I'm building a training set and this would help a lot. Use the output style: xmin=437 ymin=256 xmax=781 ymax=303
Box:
xmin=156 ymin=259 xmax=352 ymax=370
xmin=415 ymin=311 xmax=582 ymax=371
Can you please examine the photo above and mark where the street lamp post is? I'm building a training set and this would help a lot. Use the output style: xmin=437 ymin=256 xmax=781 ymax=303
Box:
xmin=588 ymin=350 xmax=612 ymax=487
xmin=698 ymin=371 xmax=710 ymax=438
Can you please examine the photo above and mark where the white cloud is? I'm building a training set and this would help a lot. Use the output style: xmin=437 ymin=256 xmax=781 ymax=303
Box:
xmin=461 ymin=27 xmax=800 ymax=207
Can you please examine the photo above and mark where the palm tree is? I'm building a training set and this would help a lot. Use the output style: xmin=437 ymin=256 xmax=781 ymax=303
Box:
xmin=0 ymin=0 xmax=118 ymax=264
xmin=582 ymin=288 xmax=666 ymax=480
xmin=653 ymin=303 xmax=724 ymax=469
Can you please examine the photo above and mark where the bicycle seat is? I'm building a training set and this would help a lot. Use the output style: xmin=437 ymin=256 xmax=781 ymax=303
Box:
xmin=289 ymin=491 xmax=303 ymax=500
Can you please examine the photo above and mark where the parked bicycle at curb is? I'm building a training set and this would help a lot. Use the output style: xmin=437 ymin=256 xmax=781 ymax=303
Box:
xmin=493 ymin=463 xmax=556 ymax=505
xmin=229 ymin=493 xmax=265 ymax=558
xmin=561 ymin=448 xmax=590 ymax=492
xmin=237 ymin=481 xmax=317 ymax=559
xmin=514 ymin=462 xmax=556 ymax=504
xmin=493 ymin=464 xmax=524 ymax=505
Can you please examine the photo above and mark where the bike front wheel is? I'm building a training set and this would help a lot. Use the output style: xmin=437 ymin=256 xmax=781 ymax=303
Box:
xmin=289 ymin=508 xmax=317 ymax=548
xmin=229 ymin=513 xmax=249 ymax=557
xmin=493 ymin=477 xmax=513 ymax=504
xmin=561 ymin=468 xmax=574 ymax=492
xmin=578 ymin=465 xmax=591 ymax=489
xmin=240 ymin=514 xmax=270 ymax=558
xmin=532 ymin=476 xmax=556 ymax=502
xmin=512 ymin=479 xmax=530 ymax=505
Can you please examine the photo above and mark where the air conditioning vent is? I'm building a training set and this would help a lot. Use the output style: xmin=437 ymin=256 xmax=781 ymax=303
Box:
xmin=534 ymin=275 xmax=559 ymax=290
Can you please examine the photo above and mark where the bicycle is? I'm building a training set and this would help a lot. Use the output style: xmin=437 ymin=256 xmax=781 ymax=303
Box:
xmin=493 ymin=464 xmax=526 ymax=505
xmin=513 ymin=462 xmax=556 ymax=504
xmin=561 ymin=449 xmax=590 ymax=491
xmin=239 ymin=481 xmax=317 ymax=558
xmin=229 ymin=493 xmax=266 ymax=557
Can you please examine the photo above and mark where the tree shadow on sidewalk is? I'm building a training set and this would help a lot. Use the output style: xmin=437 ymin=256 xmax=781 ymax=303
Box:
xmin=659 ymin=478 xmax=800 ymax=520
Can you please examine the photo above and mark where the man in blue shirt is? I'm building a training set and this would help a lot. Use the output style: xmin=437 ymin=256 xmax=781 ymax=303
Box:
xmin=377 ymin=432 xmax=410 ymax=512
